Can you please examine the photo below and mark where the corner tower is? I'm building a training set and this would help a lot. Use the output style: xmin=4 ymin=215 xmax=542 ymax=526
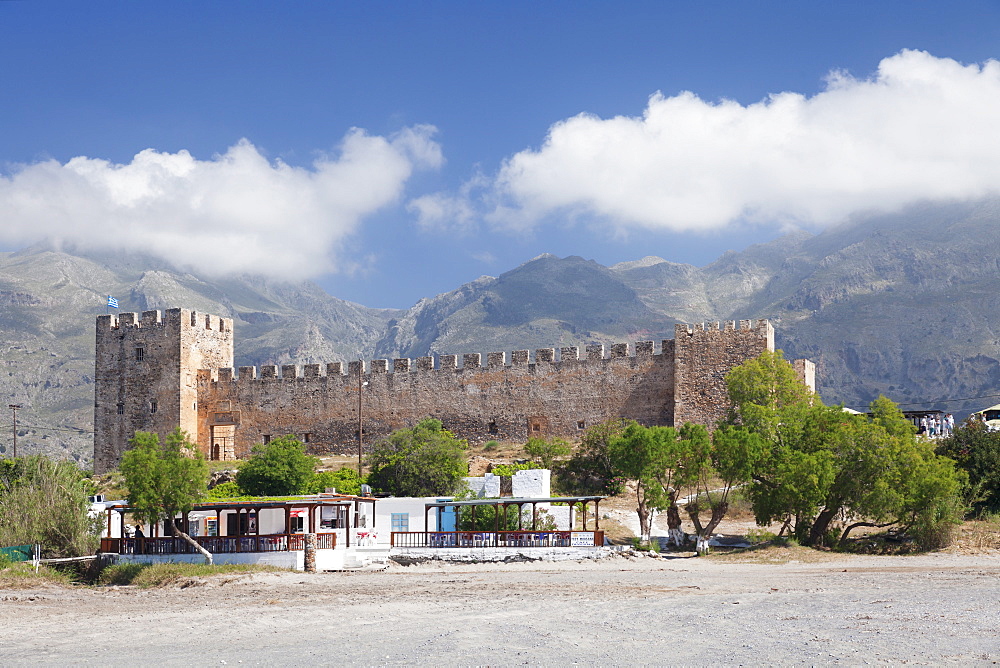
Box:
xmin=672 ymin=319 xmax=774 ymax=427
xmin=93 ymin=308 xmax=233 ymax=474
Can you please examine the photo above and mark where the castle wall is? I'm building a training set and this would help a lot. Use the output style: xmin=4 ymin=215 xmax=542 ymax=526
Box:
xmin=195 ymin=342 xmax=676 ymax=458
xmin=94 ymin=309 xmax=791 ymax=469
xmin=93 ymin=308 xmax=232 ymax=474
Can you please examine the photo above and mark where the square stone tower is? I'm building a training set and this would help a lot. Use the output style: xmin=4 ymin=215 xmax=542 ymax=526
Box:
xmin=93 ymin=308 xmax=233 ymax=474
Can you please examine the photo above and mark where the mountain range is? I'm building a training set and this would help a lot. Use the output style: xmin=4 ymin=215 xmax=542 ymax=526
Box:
xmin=4 ymin=198 xmax=1000 ymax=465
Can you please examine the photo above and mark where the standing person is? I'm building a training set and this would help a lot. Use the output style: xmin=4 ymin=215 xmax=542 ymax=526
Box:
xmin=134 ymin=524 xmax=145 ymax=553
xmin=947 ymin=413 xmax=955 ymax=435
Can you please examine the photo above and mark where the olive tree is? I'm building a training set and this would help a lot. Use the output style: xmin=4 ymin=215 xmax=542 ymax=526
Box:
xmin=120 ymin=428 xmax=213 ymax=564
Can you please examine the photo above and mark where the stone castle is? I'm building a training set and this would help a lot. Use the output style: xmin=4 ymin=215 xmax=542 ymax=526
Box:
xmin=93 ymin=308 xmax=815 ymax=474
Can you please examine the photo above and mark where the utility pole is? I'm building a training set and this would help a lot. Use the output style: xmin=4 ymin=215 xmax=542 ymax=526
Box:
xmin=357 ymin=361 xmax=363 ymax=478
xmin=8 ymin=404 xmax=21 ymax=458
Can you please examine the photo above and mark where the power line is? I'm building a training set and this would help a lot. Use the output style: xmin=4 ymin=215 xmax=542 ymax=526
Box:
xmin=846 ymin=393 xmax=1000 ymax=410
xmin=2 ymin=420 xmax=93 ymax=435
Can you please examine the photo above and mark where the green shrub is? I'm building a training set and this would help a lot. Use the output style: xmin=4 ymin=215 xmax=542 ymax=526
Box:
xmin=366 ymin=418 xmax=468 ymax=496
xmin=306 ymin=468 xmax=362 ymax=495
xmin=630 ymin=537 xmax=661 ymax=553
xmin=0 ymin=562 xmax=73 ymax=587
xmin=206 ymin=481 xmax=244 ymax=499
xmin=490 ymin=463 xmax=534 ymax=476
xmin=0 ymin=456 xmax=101 ymax=558
xmin=524 ymin=437 xmax=571 ymax=470
xmin=237 ymin=436 xmax=319 ymax=496
xmin=745 ymin=527 xmax=776 ymax=543
xmin=98 ymin=562 xmax=149 ymax=585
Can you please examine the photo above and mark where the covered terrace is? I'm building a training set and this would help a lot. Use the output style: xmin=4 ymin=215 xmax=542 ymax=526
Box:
xmin=391 ymin=496 xmax=605 ymax=548
xmin=99 ymin=494 xmax=376 ymax=556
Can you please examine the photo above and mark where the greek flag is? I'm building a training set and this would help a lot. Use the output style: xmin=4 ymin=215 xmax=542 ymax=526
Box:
xmin=107 ymin=296 xmax=119 ymax=309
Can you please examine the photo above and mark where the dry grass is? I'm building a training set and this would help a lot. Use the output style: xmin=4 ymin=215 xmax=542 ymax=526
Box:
xmin=706 ymin=542 xmax=843 ymax=564
xmin=598 ymin=514 xmax=634 ymax=545
xmin=98 ymin=562 xmax=286 ymax=587
xmin=0 ymin=562 xmax=73 ymax=588
xmin=950 ymin=516 xmax=1000 ymax=552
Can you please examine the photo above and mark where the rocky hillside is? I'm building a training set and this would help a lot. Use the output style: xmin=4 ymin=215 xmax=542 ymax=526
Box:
xmin=4 ymin=198 xmax=1000 ymax=464
xmin=0 ymin=243 xmax=400 ymax=464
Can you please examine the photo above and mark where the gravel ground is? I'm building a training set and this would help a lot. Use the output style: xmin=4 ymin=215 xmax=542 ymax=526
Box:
xmin=2 ymin=550 xmax=1000 ymax=666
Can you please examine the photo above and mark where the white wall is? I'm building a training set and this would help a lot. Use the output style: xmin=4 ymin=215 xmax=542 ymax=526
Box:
xmin=512 ymin=469 xmax=550 ymax=497
xmin=462 ymin=469 xmax=551 ymax=499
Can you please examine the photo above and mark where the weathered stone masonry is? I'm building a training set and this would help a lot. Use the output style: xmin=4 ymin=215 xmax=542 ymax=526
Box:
xmin=94 ymin=308 xmax=233 ymax=475
xmin=94 ymin=308 xmax=813 ymax=474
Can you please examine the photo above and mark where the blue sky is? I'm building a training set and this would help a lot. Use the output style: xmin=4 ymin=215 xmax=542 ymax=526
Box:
xmin=3 ymin=2 xmax=1000 ymax=308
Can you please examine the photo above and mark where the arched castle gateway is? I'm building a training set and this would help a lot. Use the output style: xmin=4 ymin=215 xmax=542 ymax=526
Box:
xmin=93 ymin=308 xmax=816 ymax=474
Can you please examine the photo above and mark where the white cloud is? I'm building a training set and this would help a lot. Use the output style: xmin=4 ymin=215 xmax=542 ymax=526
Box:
xmin=460 ymin=50 xmax=1000 ymax=233
xmin=470 ymin=250 xmax=497 ymax=264
xmin=408 ymin=170 xmax=487 ymax=232
xmin=0 ymin=126 xmax=441 ymax=280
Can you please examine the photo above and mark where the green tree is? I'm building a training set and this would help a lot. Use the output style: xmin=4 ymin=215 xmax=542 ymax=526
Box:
xmin=120 ymin=429 xmax=212 ymax=563
xmin=305 ymin=467 xmax=363 ymax=496
xmin=206 ymin=480 xmax=244 ymax=500
xmin=726 ymin=348 xmax=818 ymax=444
xmin=561 ymin=418 xmax=630 ymax=495
xmin=684 ymin=425 xmax=767 ymax=554
xmin=607 ymin=423 xmax=681 ymax=542
xmin=236 ymin=436 xmax=319 ymax=496
xmin=937 ymin=418 xmax=1000 ymax=515
xmin=727 ymin=351 xmax=964 ymax=548
xmin=524 ymin=437 xmax=572 ymax=471
xmin=653 ymin=423 xmax=712 ymax=548
xmin=366 ymin=418 xmax=468 ymax=497
xmin=0 ymin=456 xmax=101 ymax=558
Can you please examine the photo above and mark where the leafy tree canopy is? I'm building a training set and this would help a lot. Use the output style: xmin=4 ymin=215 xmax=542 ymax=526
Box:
xmin=236 ymin=436 xmax=319 ymax=496
xmin=120 ymin=428 xmax=214 ymax=562
xmin=561 ymin=418 xmax=630 ymax=495
xmin=937 ymin=418 xmax=1000 ymax=515
xmin=305 ymin=467 xmax=363 ymax=496
xmin=605 ymin=421 xmax=722 ymax=546
xmin=727 ymin=351 xmax=964 ymax=548
xmin=524 ymin=437 xmax=572 ymax=470
xmin=366 ymin=418 xmax=468 ymax=497
xmin=121 ymin=429 xmax=210 ymax=528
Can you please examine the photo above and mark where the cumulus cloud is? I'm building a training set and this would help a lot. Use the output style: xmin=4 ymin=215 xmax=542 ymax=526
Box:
xmin=408 ymin=170 xmax=488 ymax=232
xmin=0 ymin=125 xmax=442 ymax=279
xmin=462 ymin=50 xmax=1000 ymax=233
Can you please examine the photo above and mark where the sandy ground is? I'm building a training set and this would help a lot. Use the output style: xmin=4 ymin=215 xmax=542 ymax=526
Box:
xmin=2 ymin=550 xmax=1000 ymax=666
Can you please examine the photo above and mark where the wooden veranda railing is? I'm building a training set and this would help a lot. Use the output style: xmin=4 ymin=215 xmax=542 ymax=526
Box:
xmin=390 ymin=530 xmax=605 ymax=548
xmin=100 ymin=532 xmax=337 ymax=555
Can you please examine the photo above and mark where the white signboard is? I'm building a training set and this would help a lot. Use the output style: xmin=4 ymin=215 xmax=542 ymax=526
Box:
xmin=570 ymin=532 xmax=595 ymax=547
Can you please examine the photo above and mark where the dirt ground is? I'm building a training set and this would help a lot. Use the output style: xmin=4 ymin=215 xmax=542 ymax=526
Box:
xmin=2 ymin=549 xmax=1000 ymax=666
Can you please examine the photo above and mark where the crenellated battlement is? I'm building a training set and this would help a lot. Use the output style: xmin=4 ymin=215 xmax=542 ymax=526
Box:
xmin=96 ymin=308 xmax=233 ymax=335
xmin=198 ymin=338 xmax=686 ymax=384
xmin=674 ymin=319 xmax=770 ymax=336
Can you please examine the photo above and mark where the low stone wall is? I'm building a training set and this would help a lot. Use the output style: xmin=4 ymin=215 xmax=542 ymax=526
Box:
xmin=109 ymin=551 xmax=303 ymax=570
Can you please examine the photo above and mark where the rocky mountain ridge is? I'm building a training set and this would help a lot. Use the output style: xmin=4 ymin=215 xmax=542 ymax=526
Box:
xmin=4 ymin=198 xmax=1000 ymax=464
